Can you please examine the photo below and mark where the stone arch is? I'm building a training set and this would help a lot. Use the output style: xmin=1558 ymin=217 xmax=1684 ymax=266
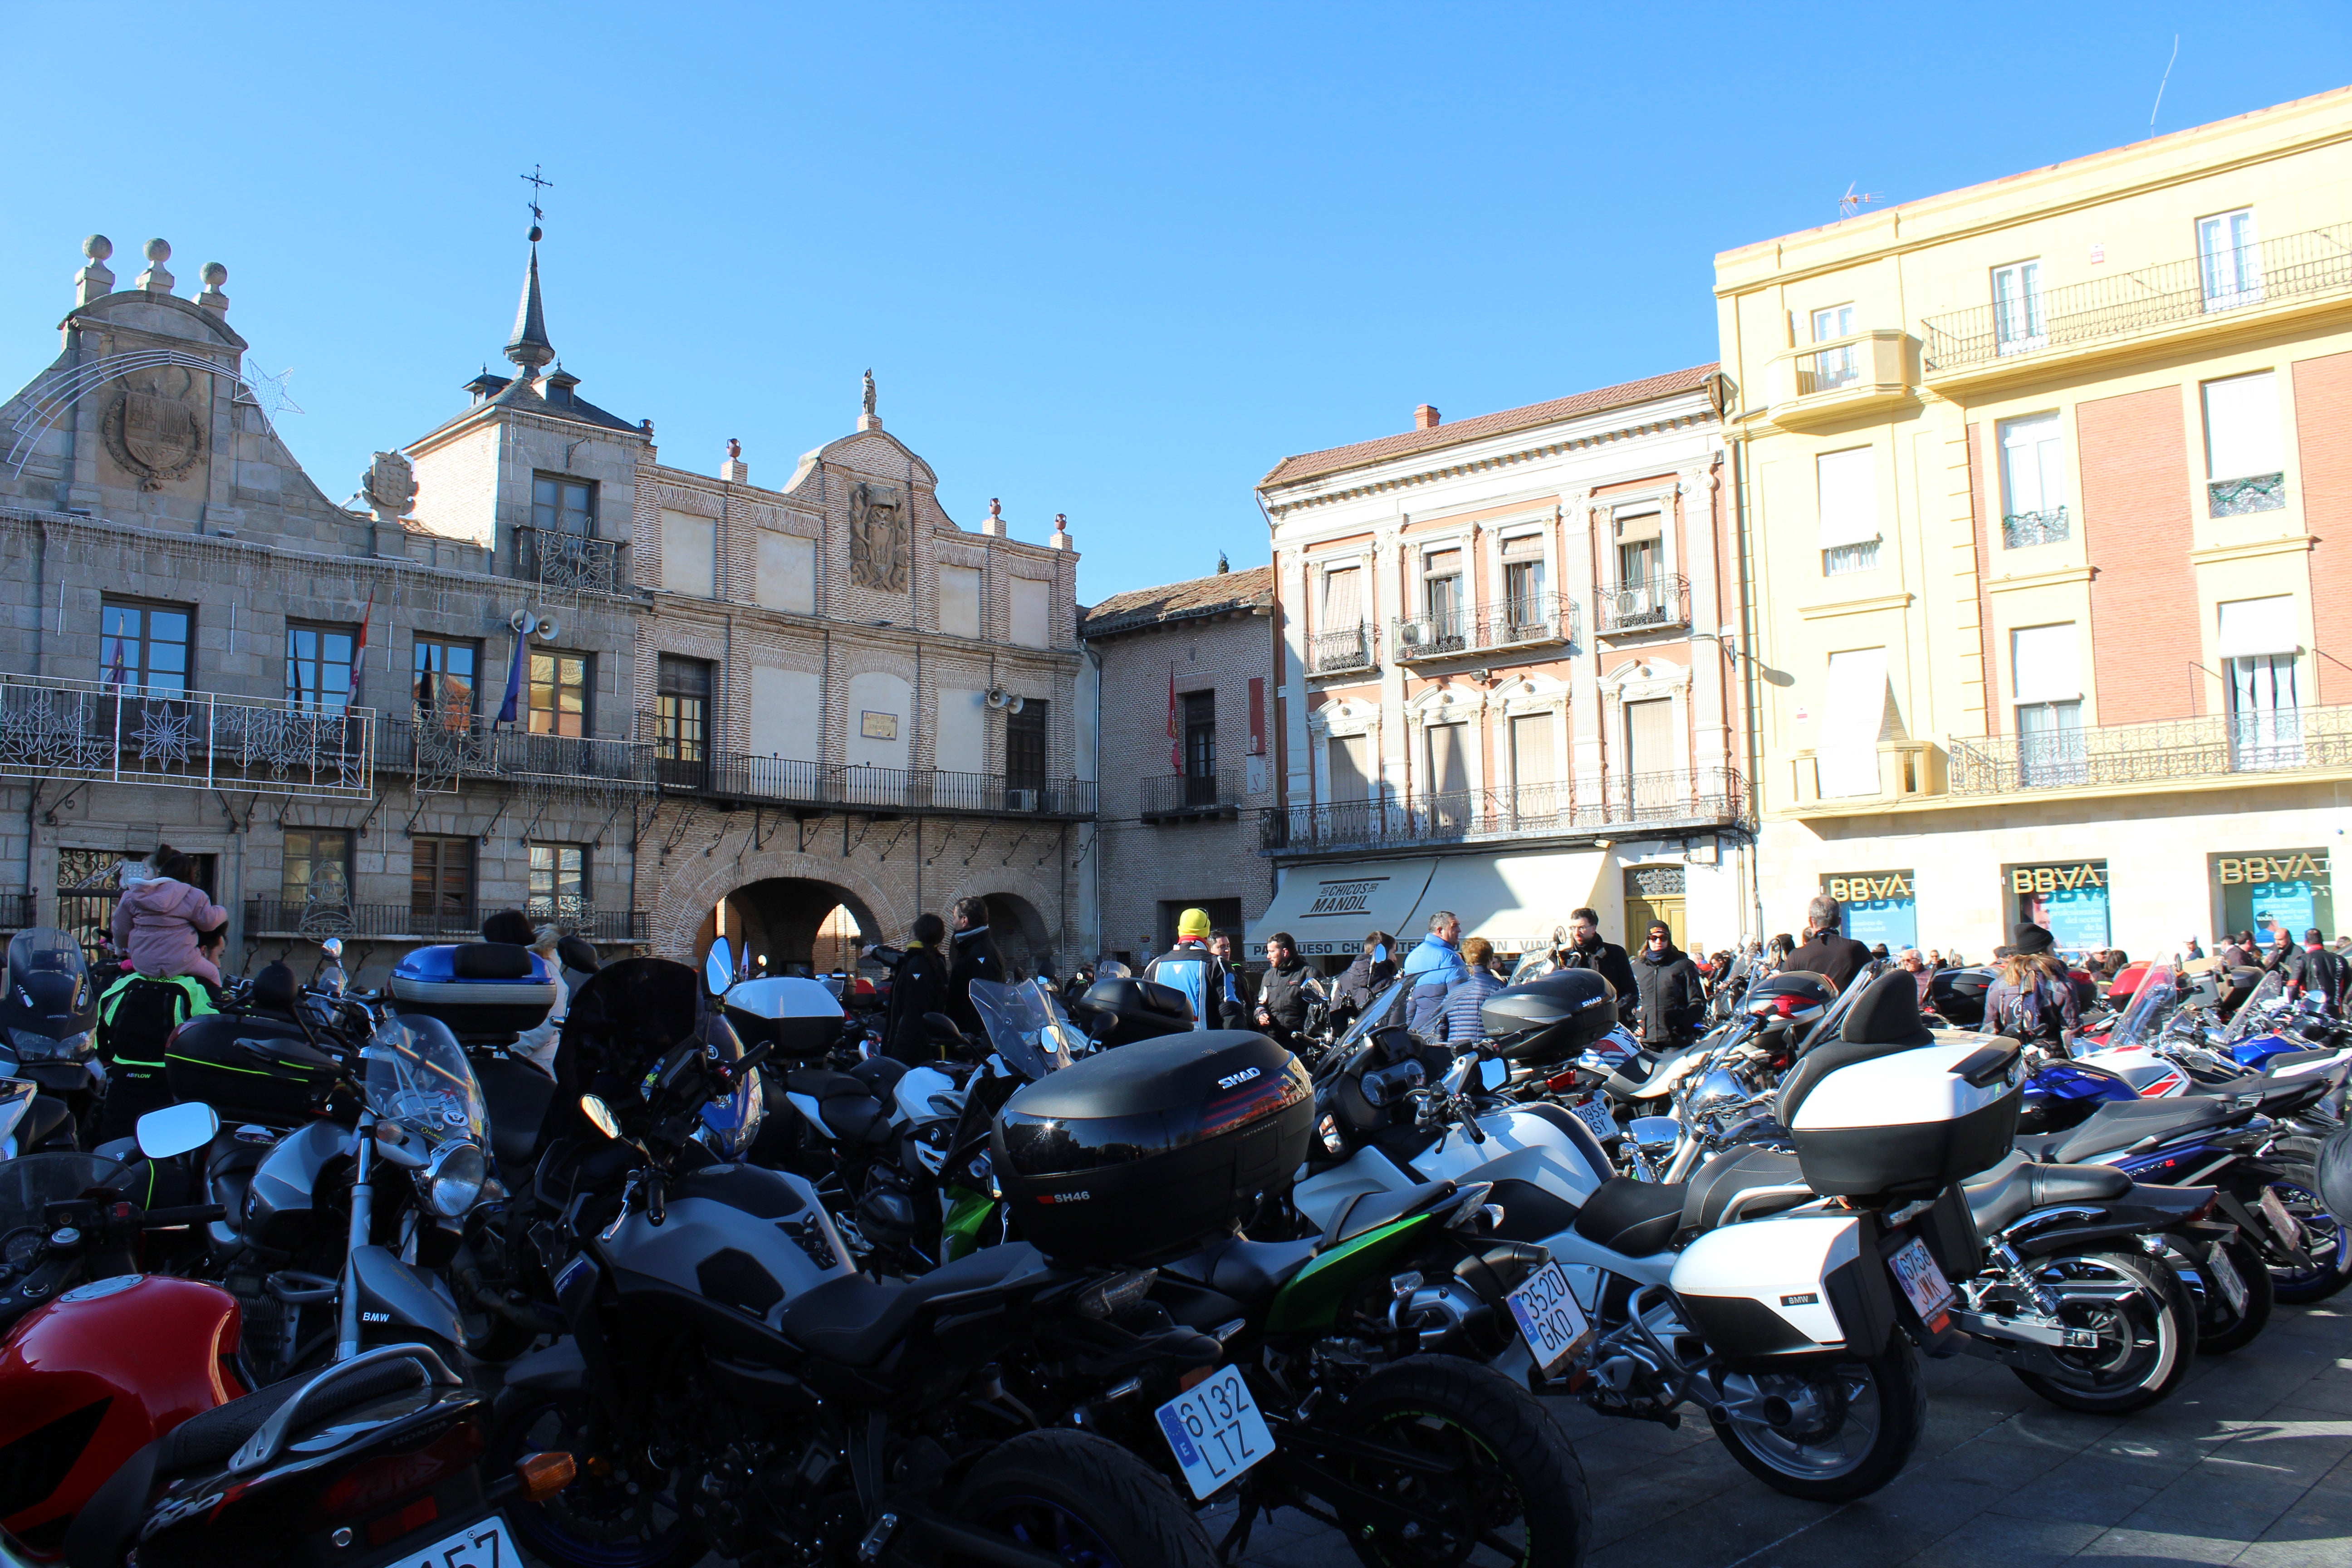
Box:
xmin=967 ymin=888 xmax=1054 ymax=981
xmin=691 ymin=876 xmax=886 ymax=978
xmin=653 ymin=847 xmax=905 ymax=965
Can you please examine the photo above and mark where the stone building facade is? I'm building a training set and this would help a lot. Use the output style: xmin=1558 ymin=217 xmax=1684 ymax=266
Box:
xmin=1080 ymin=566 xmax=1276 ymax=966
xmin=0 ymin=232 xmax=1097 ymax=982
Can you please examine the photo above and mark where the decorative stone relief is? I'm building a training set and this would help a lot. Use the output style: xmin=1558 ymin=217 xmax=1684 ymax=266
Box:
xmin=849 ymin=480 xmax=908 ymax=592
xmin=102 ymin=368 xmax=205 ymax=490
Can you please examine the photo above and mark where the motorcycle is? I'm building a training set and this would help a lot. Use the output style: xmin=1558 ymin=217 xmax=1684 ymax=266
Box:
xmin=0 ymin=930 xmax=104 ymax=1152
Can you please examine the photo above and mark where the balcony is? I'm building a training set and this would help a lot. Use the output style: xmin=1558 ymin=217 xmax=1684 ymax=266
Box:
xmin=1595 ymin=575 xmax=1691 ymax=636
xmin=1309 ymin=625 xmax=1377 ymax=676
xmin=666 ymin=754 xmax=1097 ymax=819
xmin=1260 ymin=768 xmax=1747 ymax=856
xmin=245 ymin=899 xmax=651 ymax=943
xmin=1949 ymin=706 xmax=2352 ymax=797
xmin=2211 ymin=473 xmax=2286 ymax=517
xmin=1921 ymin=222 xmax=2352 ymax=390
xmin=2002 ymin=507 xmax=2071 ymax=549
xmin=1393 ymin=610 xmax=1467 ymax=662
xmin=0 ymin=674 xmax=372 ymax=799
xmin=512 ymin=527 xmax=631 ymax=596
xmin=378 ymin=717 xmax=655 ymax=792
xmin=1788 ymin=741 xmax=1944 ymax=811
xmin=1141 ymin=771 xmax=1239 ymax=823
xmin=1470 ymin=592 xmax=1578 ymax=653
xmin=1764 ymin=329 xmax=1919 ymax=430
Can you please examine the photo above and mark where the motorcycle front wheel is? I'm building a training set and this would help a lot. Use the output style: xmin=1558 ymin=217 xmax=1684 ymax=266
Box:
xmin=2012 ymin=1248 xmax=2196 ymax=1414
xmin=1335 ymin=1355 xmax=1590 ymax=1568
xmin=2263 ymin=1139 xmax=2352 ymax=1303
xmin=946 ymin=1428 xmax=1216 ymax=1568
xmin=490 ymin=1387 xmax=699 ymax=1568
xmin=1708 ymin=1343 xmax=1924 ymax=1502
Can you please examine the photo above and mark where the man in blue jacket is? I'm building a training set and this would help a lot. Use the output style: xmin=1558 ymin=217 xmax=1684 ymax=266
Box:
xmin=1402 ymin=910 xmax=1467 ymax=1033
xmin=1145 ymin=907 xmax=1233 ymax=1030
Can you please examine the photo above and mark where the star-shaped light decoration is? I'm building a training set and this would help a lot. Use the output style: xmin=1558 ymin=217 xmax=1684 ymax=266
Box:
xmin=132 ymin=701 xmax=197 ymax=770
xmin=238 ymin=363 xmax=304 ymax=420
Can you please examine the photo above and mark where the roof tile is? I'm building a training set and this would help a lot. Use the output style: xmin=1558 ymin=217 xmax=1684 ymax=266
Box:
xmin=1080 ymin=564 xmax=1274 ymax=637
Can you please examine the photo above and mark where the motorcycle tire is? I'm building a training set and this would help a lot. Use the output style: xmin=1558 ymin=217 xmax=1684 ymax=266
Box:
xmin=1708 ymin=1342 xmax=1925 ymax=1503
xmin=948 ymin=1428 xmax=1217 ymax=1568
xmin=489 ymin=1386 xmax=701 ymax=1568
xmin=1335 ymin=1354 xmax=1590 ymax=1568
xmin=2013 ymin=1248 xmax=2196 ymax=1414
xmin=2263 ymin=1137 xmax=2352 ymax=1304
xmin=2180 ymin=1230 xmax=2274 ymax=1355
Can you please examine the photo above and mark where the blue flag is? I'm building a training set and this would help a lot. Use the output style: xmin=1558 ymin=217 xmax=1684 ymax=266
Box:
xmin=495 ymin=628 xmax=526 ymax=725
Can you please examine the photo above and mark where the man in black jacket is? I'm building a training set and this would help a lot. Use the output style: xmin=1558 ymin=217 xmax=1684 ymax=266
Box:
xmin=880 ymin=912 xmax=952 ymax=1065
xmin=1631 ymin=922 xmax=1706 ymax=1046
xmin=1253 ymin=932 xmax=1314 ymax=1048
xmin=1333 ymin=932 xmax=1397 ymax=1019
xmin=2286 ymin=927 xmax=2351 ymax=1012
xmin=1558 ymin=906 xmax=1637 ymax=1010
xmin=1788 ymin=894 xmax=1874 ymax=992
xmin=946 ymin=895 xmax=1007 ymax=1032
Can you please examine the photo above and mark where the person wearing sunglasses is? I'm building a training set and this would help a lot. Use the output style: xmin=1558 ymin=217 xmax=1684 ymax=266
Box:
xmin=1631 ymin=920 xmax=1705 ymax=1048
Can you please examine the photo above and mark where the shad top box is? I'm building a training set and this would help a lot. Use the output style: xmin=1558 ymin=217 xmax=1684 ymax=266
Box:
xmin=389 ymin=944 xmax=557 ymax=1045
xmin=992 ymin=1030 xmax=1311 ymax=1264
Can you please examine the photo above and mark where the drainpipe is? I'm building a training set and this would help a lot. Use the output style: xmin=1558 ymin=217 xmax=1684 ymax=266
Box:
xmin=1727 ymin=409 xmax=1767 ymax=942
xmin=1085 ymin=641 xmax=1103 ymax=958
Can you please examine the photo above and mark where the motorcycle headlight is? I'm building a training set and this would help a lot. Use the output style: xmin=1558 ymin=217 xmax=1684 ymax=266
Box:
xmin=423 ymin=1140 xmax=487 ymax=1218
xmin=5 ymin=1028 xmax=83 ymax=1062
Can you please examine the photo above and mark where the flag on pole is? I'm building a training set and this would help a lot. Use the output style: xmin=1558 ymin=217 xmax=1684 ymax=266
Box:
xmin=348 ymin=587 xmax=376 ymax=710
xmin=495 ymin=627 xmax=527 ymax=725
xmin=1167 ymin=662 xmax=1180 ymax=770
xmin=106 ymin=636 xmax=127 ymax=687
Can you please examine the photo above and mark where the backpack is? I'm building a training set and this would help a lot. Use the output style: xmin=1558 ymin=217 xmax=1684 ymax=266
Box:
xmin=98 ymin=972 xmax=215 ymax=1069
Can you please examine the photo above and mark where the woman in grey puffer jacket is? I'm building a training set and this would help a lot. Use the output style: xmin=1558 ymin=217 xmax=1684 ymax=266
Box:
xmin=1436 ymin=938 xmax=1507 ymax=1044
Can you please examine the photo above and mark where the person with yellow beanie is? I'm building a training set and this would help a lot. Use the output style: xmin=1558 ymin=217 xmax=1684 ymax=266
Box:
xmin=1144 ymin=906 xmax=1238 ymax=1030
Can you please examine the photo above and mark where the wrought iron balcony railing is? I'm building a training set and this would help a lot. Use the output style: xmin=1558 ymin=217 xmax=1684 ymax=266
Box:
xmin=1595 ymin=575 xmax=1691 ymax=635
xmin=1950 ymin=705 xmax=2352 ymax=795
xmin=2002 ymin=508 xmax=2070 ymax=549
xmin=377 ymin=716 xmax=655 ymax=791
xmin=512 ymin=526 xmax=631 ymax=596
xmin=1922 ymin=222 xmax=2352 ymax=373
xmin=1140 ymin=771 xmax=1237 ymax=820
xmin=245 ymin=898 xmax=650 ymax=943
xmin=1469 ymin=592 xmax=1578 ymax=652
xmin=0 ymin=674 xmax=373 ymax=799
xmin=667 ymin=754 xmax=1098 ymax=818
xmin=1260 ymin=768 xmax=1746 ymax=854
xmin=2210 ymin=472 xmax=2286 ymax=517
xmin=1393 ymin=609 xmax=1467 ymax=660
xmin=1309 ymin=625 xmax=1377 ymax=675
xmin=0 ymin=892 xmax=34 ymax=931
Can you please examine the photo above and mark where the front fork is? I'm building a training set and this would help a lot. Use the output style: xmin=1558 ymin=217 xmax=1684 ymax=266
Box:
xmin=337 ymin=1110 xmax=376 ymax=1361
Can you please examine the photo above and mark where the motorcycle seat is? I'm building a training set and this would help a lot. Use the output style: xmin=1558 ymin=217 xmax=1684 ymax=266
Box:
xmin=1677 ymin=1146 xmax=1813 ymax=1234
xmin=818 ymin=1093 xmax=890 ymax=1145
xmin=1322 ymin=1180 xmax=1456 ymax=1248
xmin=2026 ymin=1096 xmax=2238 ymax=1164
xmin=776 ymin=1242 xmax=1042 ymax=1366
xmin=1159 ymin=1237 xmax=1320 ymax=1303
xmin=1962 ymin=1156 xmax=2132 ymax=1235
xmin=474 ymin=1055 xmax=557 ymax=1172
xmin=785 ymin=1068 xmax=875 ymax=1101
xmin=1572 ymin=1177 xmax=1687 ymax=1258
xmin=849 ymin=1057 xmax=909 ymax=1097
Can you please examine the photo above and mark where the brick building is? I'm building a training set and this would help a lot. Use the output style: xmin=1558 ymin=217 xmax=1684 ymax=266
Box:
xmin=1080 ymin=565 xmax=1275 ymax=965
xmin=1718 ymin=86 xmax=2352 ymax=956
xmin=0 ymin=230 xmax=1097 ymax=982
xmin=1252 ymin=378 xmax=1753 ymax=970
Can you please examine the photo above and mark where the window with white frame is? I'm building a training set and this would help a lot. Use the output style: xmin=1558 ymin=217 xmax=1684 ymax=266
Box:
xmin=1312 ymin=565 xmax=1368 ymax=671
xmin=1499 ymin=534 xmax=1547 ymax=632
xmin=2011 ymin=623 xmax=2084 ymax=787
xmin=1991 ymin=261 xmax=2044 ymax=354
xmin=1810 ymin=304 xmax=1858 ymax=390
xmin=2218 ymin=596 xmax=2302 ymax=769
xmin=2202 ymin=370 xmax=2285 ymax=515
xmin=1418 ymin=548 xmax=1464 ymax=646
xmin=1816 ymin=447 xmax=1881 ymax=575
xmin=2199 ymin=208 xmax=2262 ymax=309
xmin=1818 ymin=647 xmax=1888 ymax=798
xmin=1999 ymin=413 xmax=2068 ymax=547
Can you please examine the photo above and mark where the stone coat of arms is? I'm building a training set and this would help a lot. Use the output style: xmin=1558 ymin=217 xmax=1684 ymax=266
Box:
xmin=102 ymin=368 xmax=206 ymax=491
xmin=363 ymin=450 xmax=417 ymax=517
xmin=848 ymin=480 xmax=908 ymax=593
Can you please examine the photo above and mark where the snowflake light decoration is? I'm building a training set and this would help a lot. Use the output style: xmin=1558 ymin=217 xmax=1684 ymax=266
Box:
xmin=132 ymin=701 xmax=197 ymax=769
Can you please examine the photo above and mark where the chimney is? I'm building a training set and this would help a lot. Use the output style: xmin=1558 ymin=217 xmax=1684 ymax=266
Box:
xmin=1415 ymin=404 xmax=1441 ymax=431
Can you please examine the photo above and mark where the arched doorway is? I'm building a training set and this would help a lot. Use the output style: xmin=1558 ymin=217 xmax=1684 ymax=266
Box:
xmin=973 ymin=890 xmax=1054 ymax=981
xmin=691 ymin=877 xmax=884 ymax=979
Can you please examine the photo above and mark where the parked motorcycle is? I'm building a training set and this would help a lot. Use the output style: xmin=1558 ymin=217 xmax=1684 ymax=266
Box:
xmin=0 ymin=930 xmax=104 ymax=1151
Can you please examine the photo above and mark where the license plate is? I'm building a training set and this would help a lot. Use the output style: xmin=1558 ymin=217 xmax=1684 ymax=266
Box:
xmin=2207 ymin=1244 xmax=2249 ymax=1315
xmin=1889 ymin=1237 xmax=1955 ymax=1324
xmin=1155 ymin=1365 xmax=1274 ymax=1500
xmin=1572 ymin=1098 xmax=1617 ymax=1142
xmin=1505 ymin=1260 xmax=1590 ymax=1373
xmin=390 ymin=1516 xmax=514 ymax=1568
xmin=2260 ymin=1187 xmax=2306 ymax=1250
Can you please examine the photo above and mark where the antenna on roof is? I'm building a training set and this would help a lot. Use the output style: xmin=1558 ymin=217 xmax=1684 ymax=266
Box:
xmin=1838 ymin=183 xmax=1881 ymax=221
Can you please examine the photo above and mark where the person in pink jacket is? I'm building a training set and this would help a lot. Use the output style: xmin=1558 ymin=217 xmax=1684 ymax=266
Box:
xmin=112 ymin=845 xmax=229 ymax=987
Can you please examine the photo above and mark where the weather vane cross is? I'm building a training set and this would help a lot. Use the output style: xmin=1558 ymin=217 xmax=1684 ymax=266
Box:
xmin=520 ymin=164 xmax=554 ymax=239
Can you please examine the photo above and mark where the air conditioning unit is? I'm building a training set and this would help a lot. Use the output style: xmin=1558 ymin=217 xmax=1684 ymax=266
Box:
xmin=1399 ymin=622 xmax=1427 ymax=647
xmin=1006 ymin=789 xmax=1039 ymax=812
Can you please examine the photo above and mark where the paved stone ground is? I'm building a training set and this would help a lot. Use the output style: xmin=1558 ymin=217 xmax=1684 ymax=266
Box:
xmin=1219 ymin=1300 xmax=2352 ymax=1568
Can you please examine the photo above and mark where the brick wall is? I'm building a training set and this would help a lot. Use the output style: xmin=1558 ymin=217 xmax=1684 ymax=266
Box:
xmin=2080 ymin=386 xmax=2199 ymax=724
xmin=2293 ymin=351 xmax=2352 ymax=707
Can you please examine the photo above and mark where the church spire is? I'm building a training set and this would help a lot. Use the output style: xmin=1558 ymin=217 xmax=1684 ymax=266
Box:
xmin=504 ymin=245 xmax=554 ymax=373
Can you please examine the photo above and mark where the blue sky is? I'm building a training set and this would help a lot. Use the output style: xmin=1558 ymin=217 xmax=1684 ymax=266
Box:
xmin=3 ymin=3 xmax=2347 ymax=601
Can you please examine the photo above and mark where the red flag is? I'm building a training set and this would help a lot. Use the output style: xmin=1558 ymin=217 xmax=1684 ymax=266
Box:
xmin=1168 ymin=663 xmax=1180 ymax=770
xmin=348 ymin=587 xmax=376 ymax=710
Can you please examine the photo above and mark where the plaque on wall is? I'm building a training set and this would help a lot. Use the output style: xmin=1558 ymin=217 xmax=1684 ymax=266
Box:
xmin=860 ymin=711 xmax=899 ymax=740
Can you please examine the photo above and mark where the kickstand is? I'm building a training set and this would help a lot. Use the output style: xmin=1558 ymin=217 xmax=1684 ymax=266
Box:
xmin=1216 ymin=1497 xmax=1261 ymax=1563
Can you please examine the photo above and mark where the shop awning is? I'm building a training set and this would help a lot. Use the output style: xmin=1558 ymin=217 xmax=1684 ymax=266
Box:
xmin=1250 ymin=858 xmax=1437 ymax=960
xmin=1415 ymin=850 xmax=1608 ymax=956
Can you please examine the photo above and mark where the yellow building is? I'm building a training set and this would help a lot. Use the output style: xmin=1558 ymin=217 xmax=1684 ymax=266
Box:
xmin=1717 ymin=88 xmax=2352 ymax=961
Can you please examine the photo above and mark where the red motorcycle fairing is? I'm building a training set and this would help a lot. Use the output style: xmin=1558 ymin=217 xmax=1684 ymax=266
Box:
xmin=0 ymin=1276 xmax=243 ymax=1557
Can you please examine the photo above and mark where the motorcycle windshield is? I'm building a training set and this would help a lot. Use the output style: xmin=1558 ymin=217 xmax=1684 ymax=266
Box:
xmin=2223 ymin=971 xmax=2285 ymax=1045
xmin=363 ymin=1014 xmax=487 ymax=1145
xmin=970 ymin=979 xmax=1082 ymax=1082
xmin=0 ymin=1152 xmax=123 ymax=1238
xmin=1789 ymin=957 xmax=1892 ymax=1055
xmin=1334 ymin=977 xmax=1411 ymax=1051
xmin=5 ymin=927 xmax=92 ymax=1023
xmin=2110 ymin=964 xmax=2178 ymax=1053
xmin=697 ymin=1014 xmax=764 ymax=1159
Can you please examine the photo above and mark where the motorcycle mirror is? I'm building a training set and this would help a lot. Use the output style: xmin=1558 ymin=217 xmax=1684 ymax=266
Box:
xmin=1441 ymin=1055 xmax=1475 ymax=1095
xmin=319 ymin=936 xmax=343 ymax=960
xmin=1627 ymin=1114 xmax=1681 ymax=1152
xmin=1479 ymin=1057 xmax=1509 ymax=1091
xmin=922 ymin=1011 xmax=964 ymax=1045
xmin=579 ymin=1095 xmax=621 ymax=1140
xmin=705 ymin=936 xmax=735 ymax=999
xmin=135 ymin=1102 xmax=220 ymax=1161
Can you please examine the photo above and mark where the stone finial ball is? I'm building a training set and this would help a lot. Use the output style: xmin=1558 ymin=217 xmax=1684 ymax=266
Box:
xmin=144 ymin=238 xmax=170 ymax=262
xmin=201 ymin=263 xmax=226 ymax=285
xmin=83 ymin=235 xmax=112 ymax=261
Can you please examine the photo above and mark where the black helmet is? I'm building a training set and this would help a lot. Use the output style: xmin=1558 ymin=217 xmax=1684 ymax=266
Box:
xmin=1478 ymin=968 xmax=1620 ymax=1061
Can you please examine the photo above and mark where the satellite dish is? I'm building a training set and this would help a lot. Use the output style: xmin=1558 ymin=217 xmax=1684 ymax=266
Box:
xmin=509 ymin=609 xmax=538 ymax=635
xmin=538 ymin=618 xmax=562 ymax=642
